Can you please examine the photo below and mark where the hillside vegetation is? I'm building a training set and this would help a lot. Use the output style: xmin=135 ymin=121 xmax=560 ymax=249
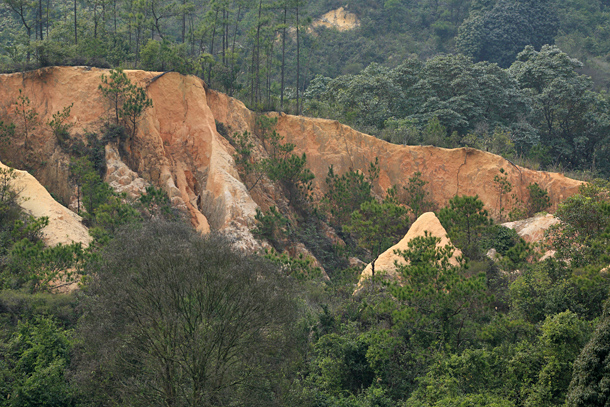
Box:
xmin=0 ymin=67 xmax=607 ymax=406
xmin=1 ymin=0 xmax=610 ymax=405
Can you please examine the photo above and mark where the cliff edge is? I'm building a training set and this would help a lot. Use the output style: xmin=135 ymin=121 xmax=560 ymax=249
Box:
xmin=0 ymin=67 xmax=583 ymax=248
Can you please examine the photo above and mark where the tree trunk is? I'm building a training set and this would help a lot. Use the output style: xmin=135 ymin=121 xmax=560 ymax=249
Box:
xmin=181 ymin=0 xmax=186 ymax=43
xmin=221 ymin=8 xmax=226 ymax=64
xmin=230 ymin=5 xmax=241 ymax=92
xmin=46 ymin=0 xmax=49 ymax=38
xmin=209 ymin=9 xmax=219 ymax=86
xmin=255 ymin=0 xmax=263 ymax=104
xmin=296 ymin=0 xmax=300 ymax=114
xmin=38 ymin=0 xmax=43 ymax=40
xmin=93 ymin=1 xmax=98 ymax=38
xmin=280 ymin=5 xmax=287 ymax=110
xmin=74 ymin=0 xmax=77 ymax=44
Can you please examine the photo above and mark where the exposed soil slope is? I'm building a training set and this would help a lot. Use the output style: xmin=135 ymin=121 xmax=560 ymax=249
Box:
xmin=311 ymin=7 xmax=360 ymax=31
xmin=0 ymin=67 xmax=583 ymax=248
xmin=0 ymin=160 xmax=91 ymax=247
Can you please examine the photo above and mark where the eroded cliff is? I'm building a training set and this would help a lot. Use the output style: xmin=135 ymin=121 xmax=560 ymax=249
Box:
xmin=0 ymin=67 xmax=583 ymax=248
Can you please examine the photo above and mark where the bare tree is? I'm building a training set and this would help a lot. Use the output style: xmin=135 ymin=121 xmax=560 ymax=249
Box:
xmin=73 ymin=221 xmax=298 ymax=406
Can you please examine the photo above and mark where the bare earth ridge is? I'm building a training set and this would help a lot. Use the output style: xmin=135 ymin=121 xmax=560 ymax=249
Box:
xmin=0 ymin=67 xmax=583 ymax=249
xmin=0 ymin=160 xmax=91 ymax=247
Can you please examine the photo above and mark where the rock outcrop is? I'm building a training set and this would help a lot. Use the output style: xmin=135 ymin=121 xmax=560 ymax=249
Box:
xmin=356 ymin=212 xmax=462 ymax=290
xmin=311 ymin=7 xmax=360 ymax=31
xmin=0 ymin=67 xmax=584 ymax=251
xmin=105 ymin=144 xmax=149 ymax=199
xmin=0 ymin=161 xmax=91 ymax=247
xmin=502 ymin=213 xmax=560 ymax=244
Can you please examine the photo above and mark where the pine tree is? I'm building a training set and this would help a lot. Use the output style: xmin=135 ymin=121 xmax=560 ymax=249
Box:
xmin=566 ymin=301 xmax=610 ymax=406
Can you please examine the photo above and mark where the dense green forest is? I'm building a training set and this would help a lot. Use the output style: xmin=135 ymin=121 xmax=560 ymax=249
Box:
xmin=2 ymin=0 xmax=610 ymax=405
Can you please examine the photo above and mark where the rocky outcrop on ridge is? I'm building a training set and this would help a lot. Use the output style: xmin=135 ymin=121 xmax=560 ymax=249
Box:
xmin=311 ymin=7 xmax=360 ymax=31
xmin=0 ymin=161 xmax=91 ymax=247
xmin=502 ymin=213 xmax=560 ymax=244
xmin=356 ymin=212 xmax=462 ymax=291
xmin=0 ymin=67 xmax=584 ymax=250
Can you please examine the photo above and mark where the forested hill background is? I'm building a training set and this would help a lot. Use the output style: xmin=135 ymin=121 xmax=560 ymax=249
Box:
xmin=4 ymin=0 xmax=607 ymax=89
xmin=4 ymin=0 xmax=610 ymax=178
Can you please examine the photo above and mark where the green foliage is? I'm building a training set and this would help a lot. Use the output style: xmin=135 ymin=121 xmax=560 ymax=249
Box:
xmin=322 ymin=160 xmax=378 ymax=228
xmin=4 ymin=240 xmax=87 ymax=292
xmin=389 ymin=232 xmax=488 ymax=349
xmin=344 ymin=195 xmax=410 ymax=283
xmin=0 ymin=290 xmax=79 ymax=328
xmin=406 ymin=348 xmax=515 ymax=407
xmin=120 ymin=82 xmax=153 ymax=139
xmin=527 ymin=183 xmax=551 ymax=216
xmin=46 ymin=103 xmax=73 ymax=141
xmin=253 ymin=206 xmax=292 ymax=251
xmin=13 ymin=89 xmax=38 ymax=150
xmin=232 ymin=130 xmax=263 ymax=191
xmin=263 ymin=131 xmax=315 ymax=207
xmin=98 ymin=68 xmax=132 ymax=125
xmin=548 ymin=180 xmax=610 ymax=267
xmin=137 ymin=185 xmax=175 ymax=220
xmin=235 ymin=116 xmax=315 ymax=208
xmin=0 ymin=119 xmax=16 ymax=157
xmin=263 ymin=247 xmax=323 ymax=280
xmin=510 ymin=45 xmax=608 ymax=172
xmin=295 ymin=219 xmax=350 ymax=276
xmin=403 ymin=171 xmax=436 ymax=219
xmin=0 ymin=167 xmax=20 ymax=235
xmin=567 ymin=301 xmax=610 ymax=407
xmin=0 ymin=166 xmax=87 ymax=293
xmin=69 ymin=156 xmax=141 ymax=244
xmin=524 ymin=311 xmax=592 ymax=407
xmin=266 ymin=149 xmax=314 ymax=205
xmin=308 ymin=332 xmax=376 ymax=397
xmin=140 ymin=39 xmax=193 ymax=73
xmin=69 ymin=156 xmax=112 ymax=216
xmin=510 ymin=260 xmax=610 ymax=323
xmin=98 ymin=68 xmax=152 ymax=138
xmin=0 ymin=316 xmax=75 ymax=407
xmin=306 ymin=55 xmax=531 ymax=149
xmin=74 ymin=222 xmax=298 ymax=406
xmin=461 ymin=128 xmax=516 ymax=158
xmin=456 ymin=0 xmax=558 ymax=67
xmin=480 ymin=225 xmax=522 ymax=257
xmin=438 ymin=195 xmax=492 ymax=260
xmin=493 ymin=168 xmax=513 ymax=221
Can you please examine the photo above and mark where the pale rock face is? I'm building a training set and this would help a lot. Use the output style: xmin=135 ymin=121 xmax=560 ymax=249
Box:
xmin=487 ymin=248 xmax=500 ymax=262
xmin=0 ymin=161 xmax=91 ymax=247
xmin=356 ymin=212 xmax=462 ymax=291
xmin=502 ymin=213 xmax=560 ymax=244
xmin=105 ymin=144 xmax=149 ymax=199
xmin=502 ymin=213 xmax=562 ymax=261
xmin=311 ymin=7 xmax=360 ymax=31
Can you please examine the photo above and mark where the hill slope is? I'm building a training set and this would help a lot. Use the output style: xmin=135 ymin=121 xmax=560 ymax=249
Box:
xmin=0 ymin=67 xmax=583 ymax=246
